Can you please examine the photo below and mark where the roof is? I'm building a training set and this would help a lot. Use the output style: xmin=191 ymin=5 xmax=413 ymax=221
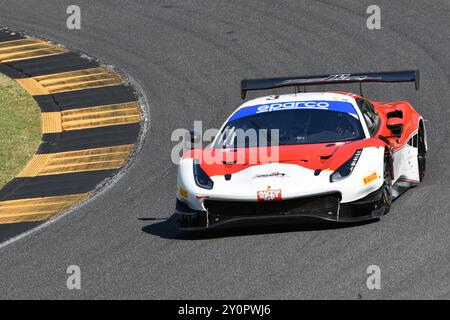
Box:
xmin=238 ymin=92 xmax=356 ymax=110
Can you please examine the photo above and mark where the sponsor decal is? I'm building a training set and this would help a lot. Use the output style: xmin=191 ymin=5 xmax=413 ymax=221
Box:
xmin=253 ymin=172 xmax=286 ymax=179
xmin=256 ymin=101 xmax=330 ymax=113
xmin=257 ymin=188 xmax=282 ymax=201
xmin=228 ymin=100 xmax=359 ymax=121
xmin=179 ymin=186 xmax=188 ymax=198
xmin=363 ymin=171 xmax=379 ymax=185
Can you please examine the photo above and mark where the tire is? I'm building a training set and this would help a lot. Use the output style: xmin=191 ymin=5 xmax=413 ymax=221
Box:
xmin=418 ymin=125 xmax=426 ymax=181
xmin=382 ymin=159 xmax=392 ymax=215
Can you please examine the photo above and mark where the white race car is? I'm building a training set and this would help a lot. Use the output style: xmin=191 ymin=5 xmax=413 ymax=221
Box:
xmin=175 ymin=71 xmax=426 ymax=230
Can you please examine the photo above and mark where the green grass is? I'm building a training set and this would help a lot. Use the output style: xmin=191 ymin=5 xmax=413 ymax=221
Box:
xmin=0 ymin=73 xmax=41 ymax=188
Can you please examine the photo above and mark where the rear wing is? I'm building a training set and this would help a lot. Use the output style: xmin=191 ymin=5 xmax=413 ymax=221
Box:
xmin=240 ymin=70 xmax=419 ymax=99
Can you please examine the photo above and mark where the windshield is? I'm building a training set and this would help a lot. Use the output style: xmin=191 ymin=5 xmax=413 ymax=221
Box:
xmin=214 ymin=109 xmax=365 ymax=149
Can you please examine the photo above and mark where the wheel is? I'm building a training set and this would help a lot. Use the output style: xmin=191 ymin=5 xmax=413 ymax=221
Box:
xmin=418 ymin=125 xmax=426 ymax=181
xmin=382 ymin=159 xmax=392 ymax=215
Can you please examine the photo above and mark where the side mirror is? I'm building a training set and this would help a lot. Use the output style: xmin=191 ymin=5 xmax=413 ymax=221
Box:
xmin=386 ymin=118 xmax=403 ymax=138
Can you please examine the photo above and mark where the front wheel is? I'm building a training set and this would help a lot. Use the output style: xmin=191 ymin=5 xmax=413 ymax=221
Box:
xmin=418 ymin=126 xmax=426 ymax=181
xmin=382 ymin=159 xmax=392 ymax=215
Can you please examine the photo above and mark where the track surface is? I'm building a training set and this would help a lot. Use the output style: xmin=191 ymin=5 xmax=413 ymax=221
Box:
xmin=0 ymin=0 xmax=449 ymax=299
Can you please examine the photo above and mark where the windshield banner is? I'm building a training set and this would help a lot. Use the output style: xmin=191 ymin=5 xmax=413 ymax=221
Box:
xmin=228 ymin=100 xmax=358 ymax=122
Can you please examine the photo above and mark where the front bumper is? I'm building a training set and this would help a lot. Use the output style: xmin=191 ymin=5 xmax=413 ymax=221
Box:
xmin=176 ymin=187 xmax=386 ymax=231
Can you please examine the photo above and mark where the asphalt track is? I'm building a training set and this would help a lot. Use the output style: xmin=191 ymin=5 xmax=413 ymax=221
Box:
xmin=0 ymin=0 xmax=449 ymax=299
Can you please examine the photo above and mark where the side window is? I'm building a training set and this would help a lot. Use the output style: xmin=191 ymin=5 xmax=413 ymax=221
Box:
xmin=357 ymin=98 xmax=380 ymax=136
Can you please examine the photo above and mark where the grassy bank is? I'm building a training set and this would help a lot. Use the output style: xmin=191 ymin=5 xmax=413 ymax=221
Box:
xmin=0 ymin=73 xmax=41 ymax=188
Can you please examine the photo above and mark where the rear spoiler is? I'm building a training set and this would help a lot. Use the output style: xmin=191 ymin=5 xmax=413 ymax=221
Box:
xmin=240 ymin=70 xmax=419 ymax=99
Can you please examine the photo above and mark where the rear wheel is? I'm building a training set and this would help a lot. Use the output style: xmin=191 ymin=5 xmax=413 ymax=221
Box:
xmin=382 ymin=159 xmax=392 ymax=215
xmin=418 ymin=125 xmax=426 ymax=181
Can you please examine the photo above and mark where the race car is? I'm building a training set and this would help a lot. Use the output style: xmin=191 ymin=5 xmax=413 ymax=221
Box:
xmin=175 ymin=70 xmax=426 ymax=230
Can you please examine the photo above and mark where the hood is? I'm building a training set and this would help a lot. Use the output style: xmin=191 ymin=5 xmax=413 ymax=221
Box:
xmin=183 ymin=140 xmax=381 ymax=177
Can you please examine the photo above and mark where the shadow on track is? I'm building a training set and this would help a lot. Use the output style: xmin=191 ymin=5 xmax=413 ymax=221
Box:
xmin=141 ymin=214 xmax=378 ymax=240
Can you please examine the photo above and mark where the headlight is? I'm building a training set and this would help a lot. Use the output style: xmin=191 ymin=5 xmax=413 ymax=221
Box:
xmin=193 ymin=159 xmax=214 ymax=189
xmin=330 ymin=149 xmax=362 ymax=183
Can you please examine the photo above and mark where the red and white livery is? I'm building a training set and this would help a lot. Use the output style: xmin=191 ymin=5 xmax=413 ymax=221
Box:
xmin=175 ymin=71 xmax=427 ymax=230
